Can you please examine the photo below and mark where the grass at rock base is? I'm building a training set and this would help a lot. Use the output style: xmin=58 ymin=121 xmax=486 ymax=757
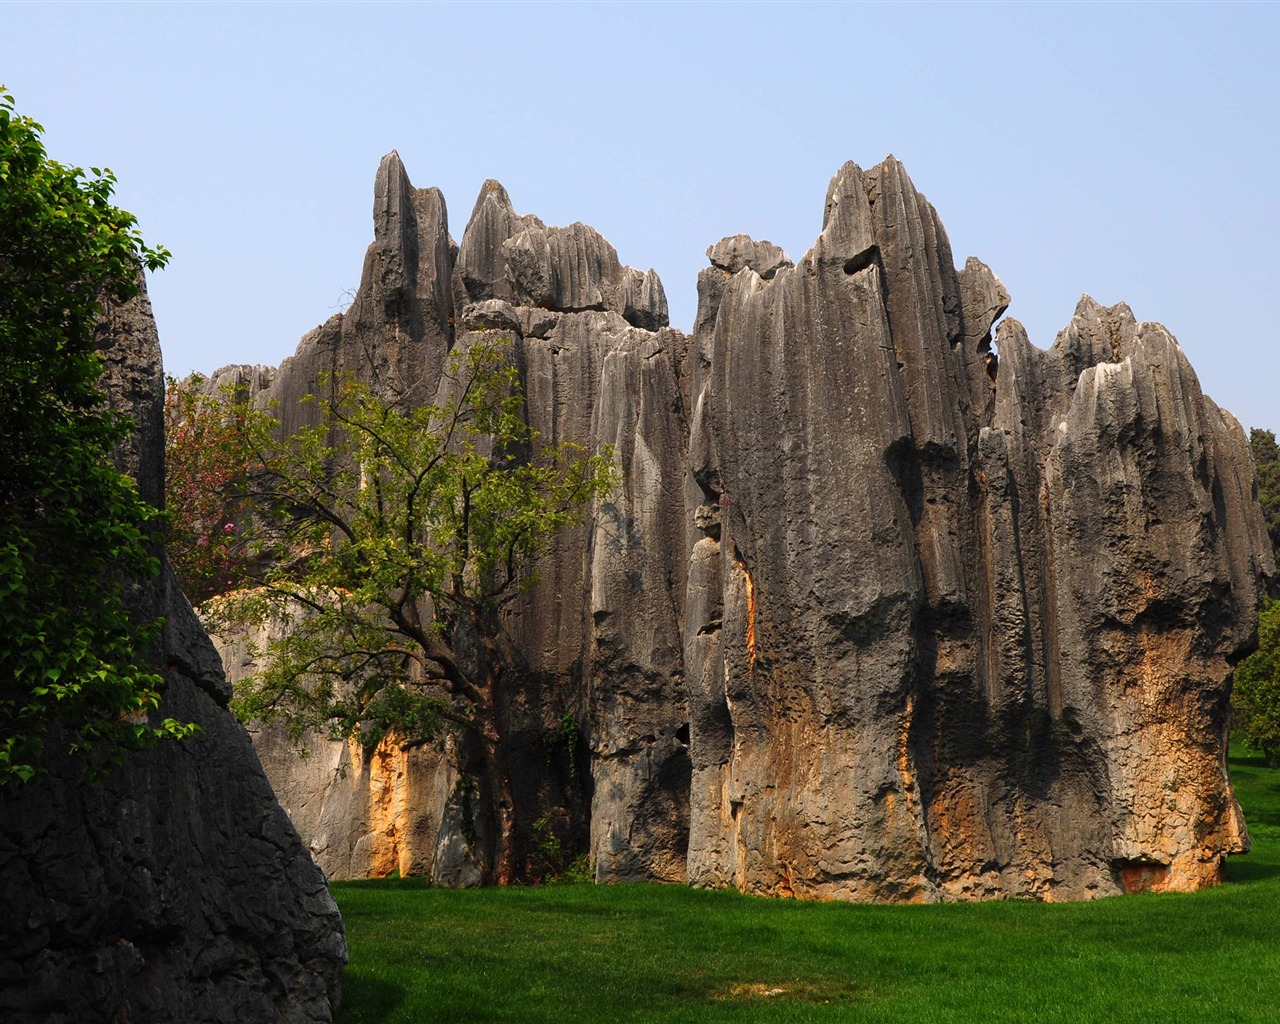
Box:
xmin=333 ymin=748 xmax=1280 ymax=1023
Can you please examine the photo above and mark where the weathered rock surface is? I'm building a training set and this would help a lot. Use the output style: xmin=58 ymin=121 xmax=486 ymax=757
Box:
xmin=211 ymin=153 xmax=1270 ymax=902
xmin=0 ymin=281 xmax=346 ymax=1022
xmin=684 ymin=158 xmax=1272 ymax=900
xmin=218 ymin=162 xmax=690 ymax=885
xmin=217 ymin=614 xmax=485 ymax=887
xmin=458 ymin=179 xmax=669 ymax=330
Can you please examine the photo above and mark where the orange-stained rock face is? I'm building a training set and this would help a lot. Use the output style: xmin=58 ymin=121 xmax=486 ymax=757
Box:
xmin=216 ymin=612 xmax=485 ymax=885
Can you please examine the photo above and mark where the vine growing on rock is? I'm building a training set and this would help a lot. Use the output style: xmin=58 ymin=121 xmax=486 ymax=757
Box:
xmin=0 ymin=88 xmax=196 ymax=783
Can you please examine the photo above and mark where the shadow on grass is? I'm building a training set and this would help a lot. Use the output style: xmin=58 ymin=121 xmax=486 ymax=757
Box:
xmin=333 ymin=876 xmax=433 ymax=892
xmin=1225 ymin=749 xmax=1280 ymax=885
xmin=1224 ymin=857 xmax=1280 ymax=884
xmin=338 ymin=972 xmax=405 ymax=1024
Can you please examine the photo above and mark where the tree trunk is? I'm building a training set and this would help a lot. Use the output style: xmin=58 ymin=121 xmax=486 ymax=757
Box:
xmin=476 ymin=687 xmax=517 ymax=885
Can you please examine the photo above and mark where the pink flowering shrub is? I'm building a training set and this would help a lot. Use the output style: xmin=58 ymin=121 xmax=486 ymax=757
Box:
xmin=164 ymin=375 xmax=253 ymax=604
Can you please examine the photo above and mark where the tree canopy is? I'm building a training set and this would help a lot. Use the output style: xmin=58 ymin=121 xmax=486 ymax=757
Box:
xmin=1234 ymin=599 xmax=1280 ymax=766
xmin=1251 ymin=428 xmax=1280 ymax=559
xmin=1233 ymin=429 xmax=1280 ymax=764
xmin=0 ymin=89 xmax=194 ymax=783
xmin=204 ymin=339 xmax=616 ymax=882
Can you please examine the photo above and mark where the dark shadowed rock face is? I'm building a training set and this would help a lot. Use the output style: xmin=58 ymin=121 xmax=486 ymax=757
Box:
xmin=0 ymin=281 xmax=346 ymax=1023
xmin=213 ymin=153 xmax=1270 ymax=902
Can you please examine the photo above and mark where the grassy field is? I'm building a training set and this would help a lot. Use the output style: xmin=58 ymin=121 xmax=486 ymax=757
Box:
xmin=332 ymin=751 xmax=1280 ymax=1023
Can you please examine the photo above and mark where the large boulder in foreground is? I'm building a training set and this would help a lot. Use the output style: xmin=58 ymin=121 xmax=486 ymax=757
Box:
xmin=0 ymin=282 xmax=346 ymax=1023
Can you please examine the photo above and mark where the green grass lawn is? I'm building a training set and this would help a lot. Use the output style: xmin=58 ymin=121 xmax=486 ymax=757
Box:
xmin=332 ymin=751 xmax=1280 ymax=1023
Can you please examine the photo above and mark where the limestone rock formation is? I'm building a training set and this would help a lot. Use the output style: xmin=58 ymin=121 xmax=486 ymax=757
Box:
xmin=217 ymin=614 xmax=485 ymax=886
xmin=210 ymin=153 xmax=1270 ymax=902
xmin=458 ymin=178 xmax=669 ymax=330
xmin=217 ymin=158 xmax=690 ymax=886
xmin=684 ymin=158 xmax=1271 ymax=900
xmin=0 ymin=281 xmax=346 ymax=1023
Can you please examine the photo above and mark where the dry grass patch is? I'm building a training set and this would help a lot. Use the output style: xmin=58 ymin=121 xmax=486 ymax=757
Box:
xmin=712 ymin=979 xmax=868 ymax=1004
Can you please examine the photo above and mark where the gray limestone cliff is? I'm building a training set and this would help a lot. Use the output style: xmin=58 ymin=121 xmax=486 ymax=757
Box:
xmin=209 ymin=154 xmax=1271 ymax=901
xmin=215 ymin=153 xmax=690 ymax=886
xmin=0 ymin=281 xmax=347 ymax=1023
xmin=684 ymin=159 xmax=1271 ymax=900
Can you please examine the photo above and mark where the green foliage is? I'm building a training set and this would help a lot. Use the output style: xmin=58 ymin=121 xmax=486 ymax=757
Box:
xmin=527 ymin=810 xmax=590 ymax=885
xmin=528 ymin=812 xmax=566 ymax=882
xmin=164 ymin=373 xmax=254 ymax=603
xmin=1251 ymin=428 xmax=1280 ymax=559
xmin=1235 ymin=430 xmax=1280 ymax=762
xmin=210 ymin=339 xmax=615 ymax=748
xmin=0 ymin=88 xmax=195 ymax=784
xmin=206 ymin=335 xmax=615 ymax=743
xmin=542 ymin=706 xmax=579 ymax=753
xmin=1235 ymin=600 xmax=1280 ymax=765
xmin=203 ymin=337 xmax=615 ymax=879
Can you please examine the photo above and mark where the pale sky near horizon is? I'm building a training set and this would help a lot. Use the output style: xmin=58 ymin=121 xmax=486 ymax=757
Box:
xmin=5 ymin=2 xmax=1279 ymax=431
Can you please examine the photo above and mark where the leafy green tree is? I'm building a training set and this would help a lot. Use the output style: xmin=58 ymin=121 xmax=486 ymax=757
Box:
xmin=0 ymin=89 xmax=195 ymax=783
xmin=207 ymin=339 xmax=616 ymax=883
xmin=1250 ymin=428 xmax=1280 ymax=558
xmin=1234 ymin=430 xmax=1280 ymax=762
xmin=1234 ymin=600 xmax=1280 ymax=766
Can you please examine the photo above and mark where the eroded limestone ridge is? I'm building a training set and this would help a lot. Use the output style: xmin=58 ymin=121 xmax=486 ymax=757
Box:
xmin=213 ymin=153 xmax=1272 ymax=901
xmin=217 ymin=152 xmax=691 ymax=888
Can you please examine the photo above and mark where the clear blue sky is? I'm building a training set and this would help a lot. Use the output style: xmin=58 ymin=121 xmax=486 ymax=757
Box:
xmin=6 ymin=2 xmax=1278 ymax=431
